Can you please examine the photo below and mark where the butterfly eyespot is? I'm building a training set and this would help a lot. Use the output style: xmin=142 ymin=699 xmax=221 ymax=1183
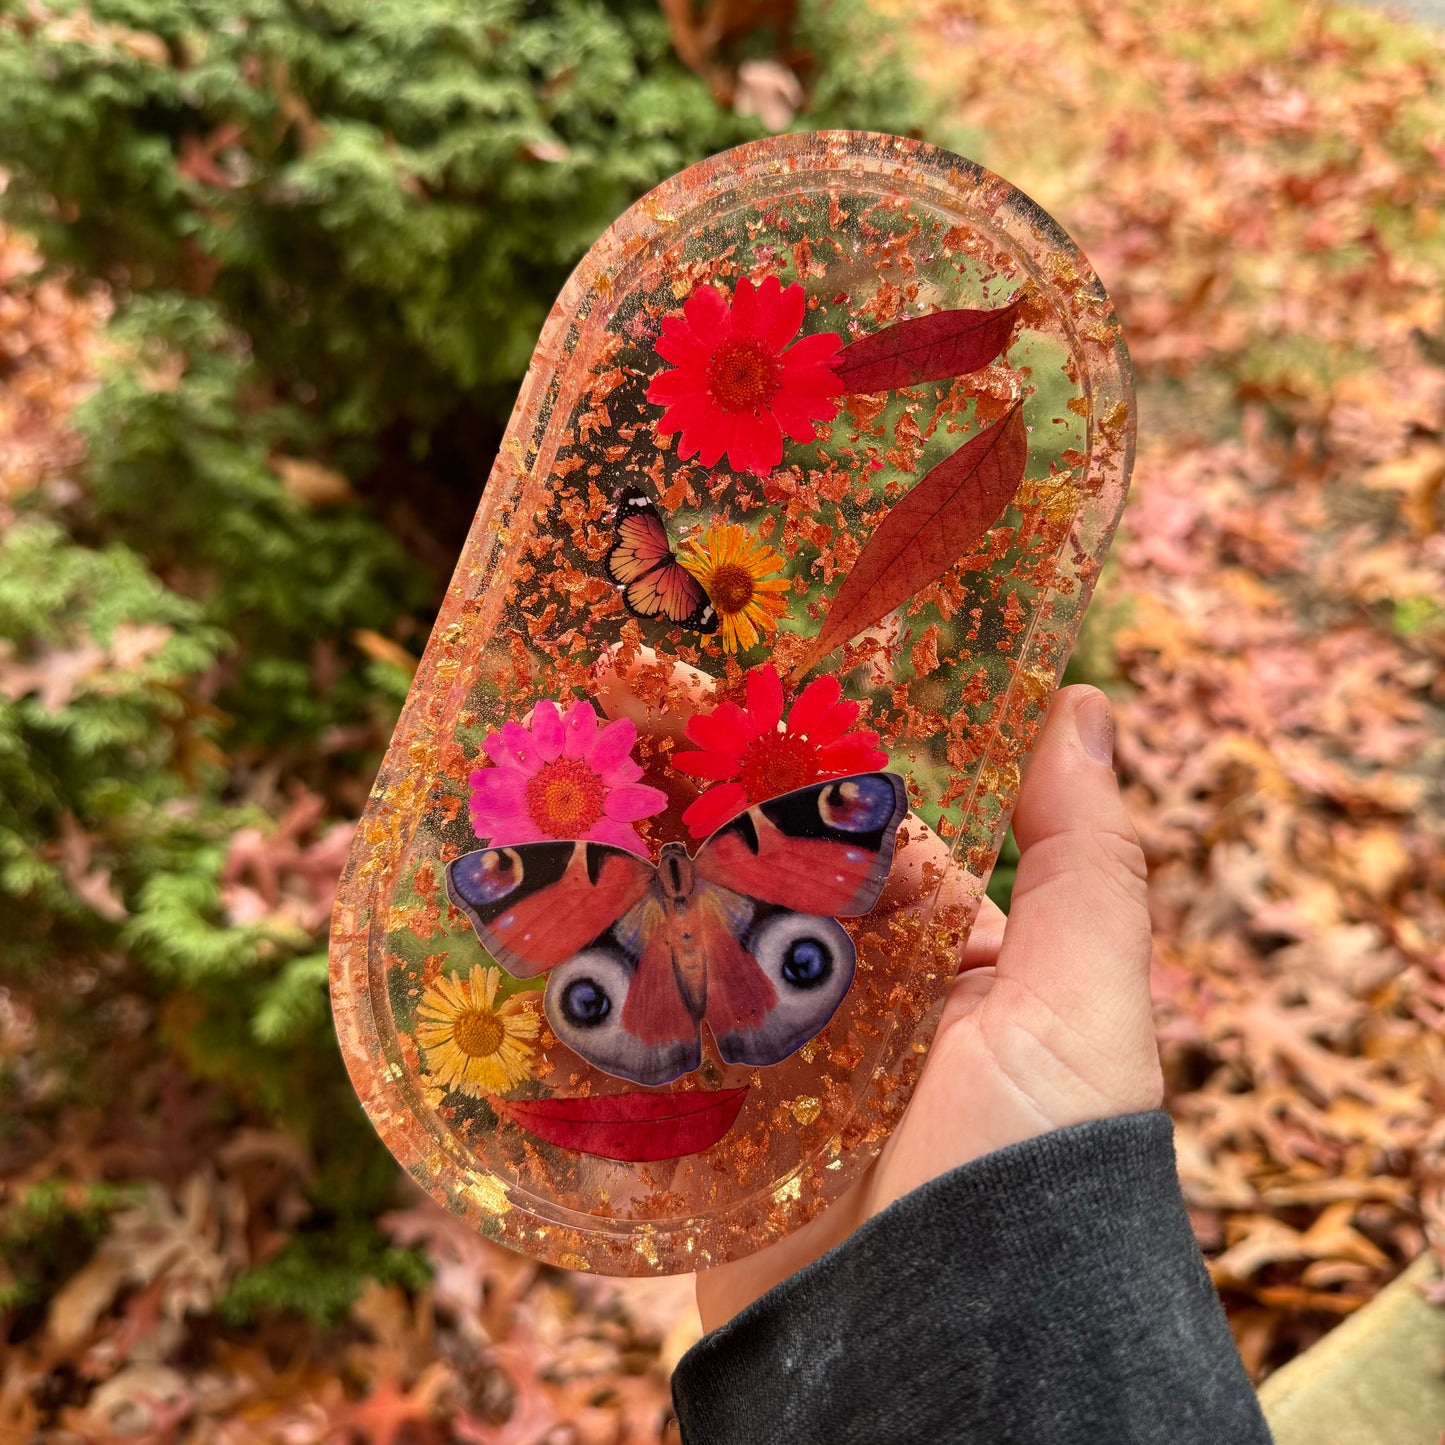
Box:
xmin=819 ymin=775 xmax=897 ymax=833
xmin=561 ymin=977 xmax=612 ymax=1028
xmin=781 ymin=936 xmax=833 ymax=989
xmin=449 ymin=848 xmax=526 ymax=910
xmin=714 ymin=912 xmax=855 ymax=1070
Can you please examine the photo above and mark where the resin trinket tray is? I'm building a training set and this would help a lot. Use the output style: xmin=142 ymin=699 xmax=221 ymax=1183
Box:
xmin=330 ymin=131 xmax=1134 ymax=1275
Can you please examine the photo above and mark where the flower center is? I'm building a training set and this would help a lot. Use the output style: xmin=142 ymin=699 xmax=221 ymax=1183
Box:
xmin=525 ymin=756 xmax=606 ymax=837
xmin=738 ymin=732 xmax=821 ymax=800
xmin=452 ymin=1007 xmax=505 ymax=1058
xmin=705 ymin=562 xmax=758 ymax=616
xmin=707 ymin=338 xmax=781 ymax=414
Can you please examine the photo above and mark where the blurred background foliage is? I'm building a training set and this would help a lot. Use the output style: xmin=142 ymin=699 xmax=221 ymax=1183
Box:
xmin=0 ymin=0 xmax=921 ymax=1333
xmin=3 ymin=0 xmax=1445 ymax=1438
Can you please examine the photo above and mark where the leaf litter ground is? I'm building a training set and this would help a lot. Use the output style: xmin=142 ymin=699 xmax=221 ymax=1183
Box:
xmin=902 ymin=0 xmax=1445 ymax=1379
xmin=3 ymin=0 xmax=1445 ymax=1436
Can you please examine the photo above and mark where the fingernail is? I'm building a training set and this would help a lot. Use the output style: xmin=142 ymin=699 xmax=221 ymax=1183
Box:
xmin=1075 ymin=690 xmax=1115 ymax=767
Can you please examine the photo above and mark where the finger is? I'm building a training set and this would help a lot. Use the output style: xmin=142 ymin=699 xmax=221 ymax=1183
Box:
xmin=997 ymin=685 xmax=1153 ymax=1025
xmin=959 ymin=896 xmax=1005 ymax=971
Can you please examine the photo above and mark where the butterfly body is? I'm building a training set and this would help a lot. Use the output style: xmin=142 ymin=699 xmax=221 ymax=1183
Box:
xmin=446 ymin=773 xmax=906 ymax=1087
xmin=606 ymin=487 xmax=719 ymax=633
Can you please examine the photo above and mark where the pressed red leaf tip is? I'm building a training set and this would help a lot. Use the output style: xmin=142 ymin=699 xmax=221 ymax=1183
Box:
xmin=833 ymin=301 xmax=1021 ymax=393
xmin=792 ymin=404 xmax=1029 ymax=682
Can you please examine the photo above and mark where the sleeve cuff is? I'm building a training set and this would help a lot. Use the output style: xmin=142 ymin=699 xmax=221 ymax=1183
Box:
xmin=673 ymin=1112 xmax=1273 ymax=1445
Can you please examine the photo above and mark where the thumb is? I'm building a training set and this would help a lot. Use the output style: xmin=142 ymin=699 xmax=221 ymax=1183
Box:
xmin=987 ymin=685 xmax=1161 ymax=1118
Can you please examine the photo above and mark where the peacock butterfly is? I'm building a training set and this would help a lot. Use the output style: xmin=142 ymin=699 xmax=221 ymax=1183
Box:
xmin=445 ymin=773 xmax=906 ymax=1086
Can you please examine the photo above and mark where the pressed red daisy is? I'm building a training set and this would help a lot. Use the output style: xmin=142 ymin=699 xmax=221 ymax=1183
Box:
xmin=646 ymin=275 xmax=843 ymax=477
xmin=672 ymin=665 xmax=889 ymax=839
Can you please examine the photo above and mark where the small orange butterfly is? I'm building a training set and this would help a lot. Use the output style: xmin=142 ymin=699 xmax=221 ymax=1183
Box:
xmin=605 ymin=487 xmax=719 ymax=633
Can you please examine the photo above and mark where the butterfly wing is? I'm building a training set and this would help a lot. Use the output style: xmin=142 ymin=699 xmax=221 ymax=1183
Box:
xmin=606 ymin=488 xmax=719 ymax=633
xmin=446 ymin=775 xmax=905 ymax=1084
xmin=542 ymin=892 xmax=704 ymax=1087
xmin=693 ymin=773 xmax=907 ymax=918
xmin=445 ymin=841 xmax=653 ymax=978
xmin=447 ymin=839 xmax=708 ymax=1085
xmin=705 ymin=903 xmax=857 ymax=1069
xmin=690 ymin=774 xmax=906 ymax=1068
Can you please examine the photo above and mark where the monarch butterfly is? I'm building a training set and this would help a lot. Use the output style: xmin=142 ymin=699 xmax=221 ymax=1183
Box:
xmin=605 ymin=487 xmax=719 ymax=633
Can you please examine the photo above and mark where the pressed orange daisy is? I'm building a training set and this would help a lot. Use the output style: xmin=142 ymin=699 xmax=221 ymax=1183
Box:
xmin=415 ymin=965 xmax=540 ymax=1096
xmin=677 ymin=523 xmax=789 ymax=654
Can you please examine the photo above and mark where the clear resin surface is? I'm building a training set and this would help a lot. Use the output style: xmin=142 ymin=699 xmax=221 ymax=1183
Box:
xmin=331 ymin=131 xmax=1134 ymax=1274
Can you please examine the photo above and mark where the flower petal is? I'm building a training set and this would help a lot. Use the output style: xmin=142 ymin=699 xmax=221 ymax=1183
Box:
xmin=483 ymin=816 xmax=550 ymax=847
xmin=760 ymin=279 xmax=806 ymax=351
xmin=682 ymin=782 xmax=749 ymax=840
xmin=682 ymin=285 xmax=730 ymax=345
xmin=714 ymin=699 xmax=760 ymax=739
xmin=730 ymin=275 xmax=762 ymax=338
xmin=647 ymin=365 xmax=709 ymax=400
xmin=469 ymin=766 xmax=528 ymax=818
xmin=561 ymin=699 xmax=599 ymax=759
xmin=483 ymin=720 xmax=542 ymax=775
xmin=685 ymin=705 xmax=752 ymax=757
xmin=529 ymin=700 xmax=564 ymax=761
xmin=816 ymin=735 xmax=889 ymax=774
xmin=786 ymin=675 xmax=842 ymax=736
xmin=772 ymin=393 xmax=836 ymax=442
xmin=781 ymin=329 xmax=843 ymax=368
xmin=778 ymin=354 xmax=847 ymax=397
xmin=607 ymin=757 xmax=644 ymax=786
xmin=746 ymin=665 xmax=785 ymax=733
xmin=655 ymin=317 xmax=714 ymax=366
xmin=603 ymin=782 xmax=669 ymax=822
xmin=672 ymin=748 xmax=743 ymax=781
xmin=589 ymin=714 xmax=639 ymax=776
xmin=677 ymin=421 xmax=727 ymax=469
xmin=730 ymin=607 xmax=761 ymax=652
xmin=806 ymin=699 xmax=864 ymax=745
xmin=653 ymin=394 xmax=714 ymax=438
xmin=587 ymin=816 xmax=649 ymax=855
xmin=727 ymin=408 xmax=784 ymax=476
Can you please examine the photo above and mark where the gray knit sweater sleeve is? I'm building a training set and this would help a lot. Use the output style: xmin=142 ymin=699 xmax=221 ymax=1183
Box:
xmin=672 ymin=1112 xmax=1272 ymax=1444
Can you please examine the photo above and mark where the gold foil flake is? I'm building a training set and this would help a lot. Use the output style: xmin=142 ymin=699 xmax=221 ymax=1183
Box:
xmin=460 ymin=1170 xmax=511 ymax=1216
xmin=791 ymin=1096 xmax=822 ymax=1126
xmin=773 ymin=1176 xmax=803 ymax=1205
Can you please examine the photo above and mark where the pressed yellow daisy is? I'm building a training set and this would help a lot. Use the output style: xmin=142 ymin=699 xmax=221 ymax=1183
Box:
xmin=678 ymin=522 xmax=789 ymax=654
xmin=415 ymin=965 xmax=540 ymax=1096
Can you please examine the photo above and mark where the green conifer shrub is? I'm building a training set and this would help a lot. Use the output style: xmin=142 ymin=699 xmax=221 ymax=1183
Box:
xmin=0 ymin=0 xmax=924 ymax=1323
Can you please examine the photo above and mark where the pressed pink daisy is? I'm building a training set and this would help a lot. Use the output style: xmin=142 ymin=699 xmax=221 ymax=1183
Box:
xmin=468 ymin=699 xmax=667 ymax=856
xmin=646 ymin=275 xmax=842 ymax=476
xmin=672 ymin=665 xmax=889 ymax=839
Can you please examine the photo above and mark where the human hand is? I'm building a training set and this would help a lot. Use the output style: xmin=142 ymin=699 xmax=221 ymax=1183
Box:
xmin=596 ymin=664 xmax=1160 ymax=1331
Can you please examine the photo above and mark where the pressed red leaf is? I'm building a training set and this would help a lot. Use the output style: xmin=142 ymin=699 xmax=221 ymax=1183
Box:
xmin=502 ymin=1086 xmax=749 ymax=1163
xmin=792 ymin=405 xmax=1028 ymax=681
xmin=832 ymin=301 xmax=1020 ymax=392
